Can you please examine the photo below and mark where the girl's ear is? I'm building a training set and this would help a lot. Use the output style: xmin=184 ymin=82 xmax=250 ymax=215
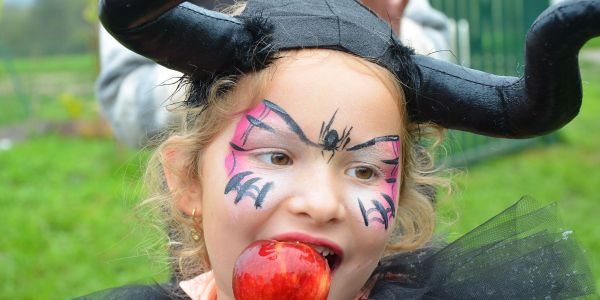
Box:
xmin=161 ymin=135 xmax=203 ymax=217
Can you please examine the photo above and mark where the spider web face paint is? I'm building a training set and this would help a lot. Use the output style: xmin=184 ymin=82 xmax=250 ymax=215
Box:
xmin=231 ymin=99 xmax=354 ymax=159
xmin=224 ymin=102 xmax=278 ymax=209
xmin=224 ymin=99 xmax=401 ymax=230
xmin=224 ymin=99 xmax=355 ymax=209
xmin=224 ymin=171 xmax=274 ymax=209
xmin=349 ymin=135 xmax=400 ymax=230
xmin=263 ymin=99 xmax=354 ymax=162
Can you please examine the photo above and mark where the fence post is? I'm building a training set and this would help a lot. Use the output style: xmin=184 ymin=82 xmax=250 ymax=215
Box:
xmin=0 ymin=42 xmax=31 ymax=124
xmin=429 ymin=0 xmax=554 ymax=167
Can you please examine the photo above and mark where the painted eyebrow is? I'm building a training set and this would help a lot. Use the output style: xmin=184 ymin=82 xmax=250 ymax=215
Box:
xmin=246 ymin=115 xmax=275 ymax=133
xmin=262 ymin=100 xmax=318 ymax=147
xmin=346 ymin=135 xmax=400 ymax=151
xmin=230 ymin=128 xmax=306 ymax=152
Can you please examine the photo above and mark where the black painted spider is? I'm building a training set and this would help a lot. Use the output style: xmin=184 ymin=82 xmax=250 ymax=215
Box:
xmin=318 ymin=110 xmax=353 ymax=162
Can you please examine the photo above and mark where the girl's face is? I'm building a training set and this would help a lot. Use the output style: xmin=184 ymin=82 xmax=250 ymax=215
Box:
xmin=197 ymin=51 xmax=403 ymax=300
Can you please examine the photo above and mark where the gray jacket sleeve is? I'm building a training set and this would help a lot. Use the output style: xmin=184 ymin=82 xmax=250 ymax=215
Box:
xmin=96 ymin=26 xmax=184 ymax=148
xmin=401 ymin=0 xmax=451 ymax=61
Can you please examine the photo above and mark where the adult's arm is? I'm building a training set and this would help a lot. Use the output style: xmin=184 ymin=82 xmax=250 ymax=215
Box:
xmin=401 ymin=0 xmax=451 ymax=61
xmin=361 ymin=0 xmax=451 ymax=60
xmin=96 ymin=26 xmax=184 ymax=148
xmin=96 ymin=0 xmax=236 ymax=148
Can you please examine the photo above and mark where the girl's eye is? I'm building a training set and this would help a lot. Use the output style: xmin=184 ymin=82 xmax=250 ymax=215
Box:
xmin=258 ymin=152 xmax=292 ymax=166
xmin=346 ymin=166 xmax=375 ymax=180
xmin=270 ymin=153 xmax=291 ymax=165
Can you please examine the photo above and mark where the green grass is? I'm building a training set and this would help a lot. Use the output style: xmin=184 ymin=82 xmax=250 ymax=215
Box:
xmin=0 ymin=53 xmax=97 ymax=76
xmin=2 ymin=50 xmax=600 ymax=298
xmin=0 ymin=54 xmax=96 ymax=125
xmin=0 ymin=53 xmax=170 ymax=299
xmin=585 ymin=37 xmax=600 ymax=49
xmin=0 ymin=136 xmax=169 ymax=299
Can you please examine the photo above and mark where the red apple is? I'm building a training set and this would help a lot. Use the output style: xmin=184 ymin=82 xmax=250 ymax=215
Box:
xmin=232 ymin=240 xmax=331 ymax=300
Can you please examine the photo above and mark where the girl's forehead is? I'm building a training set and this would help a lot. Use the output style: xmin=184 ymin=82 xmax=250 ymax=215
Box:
xmin=239 ymin=50 xmax=404 ymax=138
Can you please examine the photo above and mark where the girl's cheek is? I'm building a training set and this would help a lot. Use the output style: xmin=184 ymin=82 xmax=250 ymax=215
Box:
xmin=223 ymin=150 xmax=288 ymax=212
xmin=383 ymin=166 xmax=399 ymax=210
xmin=348 ymin=181 xmax=398 ymax=232
xmin=355 ymin=139 xmax=400 ymax=231
xmin=223 ymin=103 xmax=287 ymax=211
xmin=224 ymin=148 xmax=247 ymax=177
xmin=381 ymin=139 xmax=401 ymax=203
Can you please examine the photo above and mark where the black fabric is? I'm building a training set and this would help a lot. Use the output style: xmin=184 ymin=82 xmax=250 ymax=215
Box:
xmin=239 ymin=0 xmax=411 ymax=72
xmin=99 ymin=0 xmax=600 ymax=137
xmin=236 ymin=0 xmax=419 ymax=119
xmin=74 ymin=282 xmax=187 ymax=300
xmin=76 ymin=198 xmax=596 ymax=300
xmin=368 ymin=198 xmax=596 ymax=299
xmin=180 ymin=0 xmax=419 ymax=108
xmin=190 ymin=0 xmax=234 ymax=10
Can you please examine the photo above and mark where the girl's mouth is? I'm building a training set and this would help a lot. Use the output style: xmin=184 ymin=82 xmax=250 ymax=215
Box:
xmin=310 ymin=244 xmax=342 ymax=271
xmin=270 ymin=232 xmax=344 ymax=273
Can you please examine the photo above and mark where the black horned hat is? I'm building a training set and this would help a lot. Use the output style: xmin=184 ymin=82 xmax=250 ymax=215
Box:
xmin=99 ymin=0 xmax=600 ymax=138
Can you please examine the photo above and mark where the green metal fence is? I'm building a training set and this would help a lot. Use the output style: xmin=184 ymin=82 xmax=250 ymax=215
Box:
xmin=429 ymin=0 xmax=555 ymax=167
xmin=0 ymin=42 xmax=31 ymax=126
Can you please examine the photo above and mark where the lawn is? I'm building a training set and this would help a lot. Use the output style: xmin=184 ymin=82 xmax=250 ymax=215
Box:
xmin=0 ymin=54 xmax=98 ymax=125
xmin=0 ymin=54 xmax=171 ymax=299
xmin=1 ymin=50 xmax=599 ymax=299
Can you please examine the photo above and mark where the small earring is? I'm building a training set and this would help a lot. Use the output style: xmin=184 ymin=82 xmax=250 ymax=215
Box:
xmin=191 ymin=230 xmax=201 ymax=242
xmin=191 ymin=208 xmax=200 ymax=242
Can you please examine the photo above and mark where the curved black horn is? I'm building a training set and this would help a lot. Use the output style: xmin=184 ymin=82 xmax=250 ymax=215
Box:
xmin=99 ymin=0 xmax=252 ymax=76
xmin=410 ymin=0 xmax=600 ymax=138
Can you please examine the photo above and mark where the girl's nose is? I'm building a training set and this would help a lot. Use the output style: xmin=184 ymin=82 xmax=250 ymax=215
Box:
xmin=286 ymin=173 xmax=346 ymax=225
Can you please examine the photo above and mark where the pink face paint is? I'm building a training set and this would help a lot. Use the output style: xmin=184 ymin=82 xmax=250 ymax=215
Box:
xmin=225 ymin=102 xmax=270 ymax=175
xmin=386 ymin=138 xmax=401 ymax=207
xmin=352 ymin=136 xmax=401 ymax=230
xmin=224 ymin=101 xmax=278 ymax=209
xmin=224 ymin=99 xmax=402 ymax=228
xmin=231 ymin=102 xmax=277 ymax=149
xmin=224 ymin=150 xmax=237 ymax=176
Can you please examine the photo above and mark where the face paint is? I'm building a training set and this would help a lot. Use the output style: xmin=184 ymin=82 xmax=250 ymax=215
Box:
xmin=349 ymin=136 xmax=400 ymax=230
xmin=261 ymin=100 xmax=317 ymax=147
xmin=224 ymin=99 xmax=400 ymax=228
xmin=252 ymin=100 xmax=353 ymax=162
xmin=318 ymin=109 xmax=353 ymax=163
xmin=225 ymin=99 xmax=352 ymax=209
xmin=224 ymin=102 xmax=279 ymax=209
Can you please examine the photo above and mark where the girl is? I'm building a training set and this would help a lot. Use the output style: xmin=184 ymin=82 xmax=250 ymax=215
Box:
xmin=87 ymin=0 xmax=599 ymax=298
xmin=163 ymin=48 xmax=436 ymax=299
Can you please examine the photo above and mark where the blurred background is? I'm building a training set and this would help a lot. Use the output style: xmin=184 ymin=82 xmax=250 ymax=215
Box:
xmin=0 ymin=0 xmax=599 ymax=298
